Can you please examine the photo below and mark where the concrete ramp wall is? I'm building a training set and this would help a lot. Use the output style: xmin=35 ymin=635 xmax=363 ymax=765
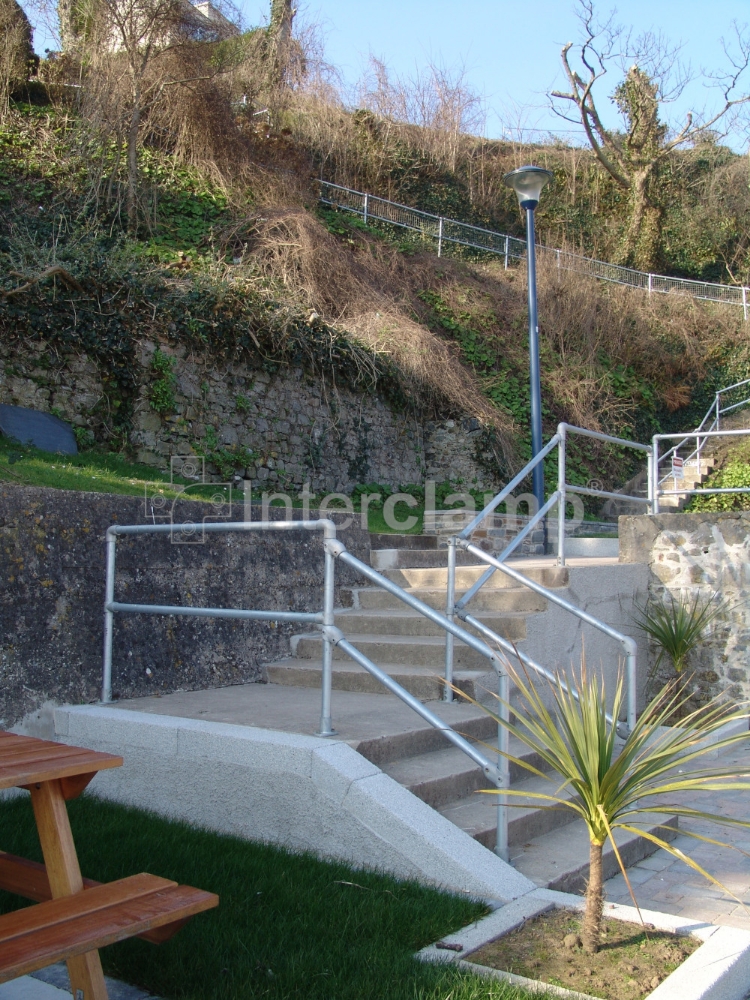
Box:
xmin=53 ymin=705 xmax=535 ymax=904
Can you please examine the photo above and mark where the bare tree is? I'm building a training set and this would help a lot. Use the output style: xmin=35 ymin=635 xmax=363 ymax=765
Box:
xmin=551 ymin=0 xmax=750 ymax=271
xmin=74 ymin=0 xmax=239 ymax=227
xmin=358 ymin=57 xmax=485 ymax=172
xmin=0 ymin=0 xmax=34 ymax=119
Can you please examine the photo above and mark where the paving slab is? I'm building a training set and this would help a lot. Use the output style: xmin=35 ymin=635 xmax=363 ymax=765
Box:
xmin=603 ymin=744 xmax=750 ymax=929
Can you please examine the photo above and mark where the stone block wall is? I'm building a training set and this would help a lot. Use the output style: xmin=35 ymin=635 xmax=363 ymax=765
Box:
xmin=0 ymin=484 xmax=369 ymax=729
xmin=0 ymin=337 xmax=500 ymax=495
xmin=619 ymin=512 xmax=750 ymax=704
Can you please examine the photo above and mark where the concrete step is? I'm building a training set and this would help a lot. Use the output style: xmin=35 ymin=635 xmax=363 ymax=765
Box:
xmin=333 ymin=609 xmax=531 ymax=638
xmin=265 ymin=658 xmax=497 ymax=702
xmin=371 ymin=548 xmax=484 ymax=570
xmin=352 ymin=705 xmax=500 ymax=766
xmin=369 ymin=533 xmax=438 ymax=550
xmin=348 ymin=586 xmax=548 ymax=613
xmin=381 ymin=742 xmax=555 ymax=807
xmin=292 ymin=631 xmax=524 ymax=668
xmin=437 ymin=772 xmax=582 ymax=849
xmin=385 ymin=564 xmax=569 ymax=591
xmin=511 ymin=813 xmax=679 ymax=893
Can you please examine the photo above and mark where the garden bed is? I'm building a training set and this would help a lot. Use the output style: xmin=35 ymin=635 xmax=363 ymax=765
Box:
xmin=419 ymin=888 xmax=750 ymax=1000
xmin=468 ymin=907 xmax=697 ymax=1000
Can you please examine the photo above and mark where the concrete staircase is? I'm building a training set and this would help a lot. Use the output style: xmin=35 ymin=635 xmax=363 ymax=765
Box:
xmin=265 ymin=533 xmax=676 ymax=891
xmin=658 ymin=456 xmax=716 ymax=510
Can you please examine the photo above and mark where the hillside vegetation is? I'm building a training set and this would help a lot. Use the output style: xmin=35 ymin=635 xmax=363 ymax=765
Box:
xmin=1 ymin=18 xmax=750 ymax=497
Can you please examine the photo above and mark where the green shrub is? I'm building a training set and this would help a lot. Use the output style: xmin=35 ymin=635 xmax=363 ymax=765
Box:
xmin=688 ymin=459 xmax=750 ymax=511
xmin=149 ymin=349 xmax=177 ymax=415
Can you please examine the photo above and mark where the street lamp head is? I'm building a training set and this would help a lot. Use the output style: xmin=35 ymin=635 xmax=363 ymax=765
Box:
xmin=504 ymin=165 xmax=554 ymax=210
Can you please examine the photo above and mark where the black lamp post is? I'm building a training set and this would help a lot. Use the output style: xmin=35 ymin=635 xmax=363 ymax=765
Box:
xmin=503 ymin=165 xmax=553 ymax=522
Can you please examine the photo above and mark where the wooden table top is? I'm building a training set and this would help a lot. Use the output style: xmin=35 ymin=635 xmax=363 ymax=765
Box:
xmin=0 ymin=732 xmax=122 ymax=791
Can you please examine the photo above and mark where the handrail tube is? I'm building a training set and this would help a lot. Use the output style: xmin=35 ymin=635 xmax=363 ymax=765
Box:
xmin=443 ymin=538 xmax=456 ymax=704
xmin=492 ymin=492 xmax=561 ymax=564
xmin=559 ymin=422 xmax=652 ymax=452
xmin=717 ymin=376 xmax=750 ymax=395
xmin=107 ymin=519 xmax=336 ymax=537
xmin=458 ymin=540 xmax=637 ymax=730
xmin=557 ymin=427 xmax=567 ymax=565
xmin=455 ymin=492 xmax=560 ymax=612
xmin=106 ymin=603 xmax=321 ymax=623
xmin=659 ymin=486 xmax=750 ymax=496
xmin=319 ymin=536 xmax=336 ymax=736
xmin=564 ymin=484 xmax=651 ymax=503
xmin=329 ymin=633 xmax=503 ymax=783
xmin=459 ymin=610 xmax=615 ymax=728
xmin=458 ymin=434 xmax=561 ymax=539
xmin=331 ymin=545 xmax=506 ymax=673
xmin=720 ymin=397 xmax=750 ymax=417
xmin=654 ymin=428 xmax=750 ymax=441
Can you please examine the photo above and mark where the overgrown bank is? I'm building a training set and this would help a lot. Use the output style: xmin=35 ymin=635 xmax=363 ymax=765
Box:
xmin=2 ymin=101 xmax=750 ymax=498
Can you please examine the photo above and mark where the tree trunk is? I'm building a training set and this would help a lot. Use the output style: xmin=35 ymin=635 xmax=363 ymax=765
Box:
xmin=616 ymin=168 xmax=662 ymax=272
xmin=582 ymin=840 xmax=604 ymax=954
xmin=126 ymin=88 xmax=141 ymax=230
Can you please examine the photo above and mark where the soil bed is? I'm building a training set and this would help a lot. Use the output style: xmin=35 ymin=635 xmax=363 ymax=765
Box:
xmin=469 ymin=908 xmax=699 ymax=1000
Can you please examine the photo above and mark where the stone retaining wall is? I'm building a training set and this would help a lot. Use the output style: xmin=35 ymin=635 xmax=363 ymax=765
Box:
xmin=0 ymin=484 xmax=369 ymax=729
xmin=619 ymin=512 xmax=750 ymax=704
xmin=0 ymin=337 xmax=499 ymax=494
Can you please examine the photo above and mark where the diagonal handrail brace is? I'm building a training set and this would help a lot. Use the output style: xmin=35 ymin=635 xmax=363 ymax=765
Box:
xmin=456 ymin=539 xmax=636 ymax=733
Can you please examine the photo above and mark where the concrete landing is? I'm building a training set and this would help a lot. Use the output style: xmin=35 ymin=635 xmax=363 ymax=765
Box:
xmin=113 ymin=683 xmax=489 ymax=749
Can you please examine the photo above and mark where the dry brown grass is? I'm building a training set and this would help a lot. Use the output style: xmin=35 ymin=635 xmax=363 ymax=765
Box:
xmin=225 ymin=200 xmax=748 ymax=484
xmin=237 ymin=207 xmax=517 ymax=458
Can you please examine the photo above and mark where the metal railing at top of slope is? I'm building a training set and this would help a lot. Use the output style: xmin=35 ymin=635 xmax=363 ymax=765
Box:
xmin=442 ymin=422 xmax=652 ymax=734
xmin=651 ymin=427 xmax=750 ymax=511
xmin=319 ymin=180 xmax=750 ymax=316
xmin=103 ymin=517 xmax=588 ymax=861
xmin=656 ymin=378 xmax=750 ymax=487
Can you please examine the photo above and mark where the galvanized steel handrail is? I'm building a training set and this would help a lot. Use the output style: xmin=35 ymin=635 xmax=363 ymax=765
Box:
xmin=656 ymin=379 xmax=750 ymax=487
xmin=650 ymin=427 xmax=750 ymax=513
xmin=102 ymin=517 xmax=515 ymax=858
xmin=443 ymin=422 xmax=653 ymax=734
xmin=319 ymin=180 xmax=750 ymax=316
xmin=102 ymin=520 xmax=339 ymax=736
xmin=457 ymin=540 xmax=635 ymax=731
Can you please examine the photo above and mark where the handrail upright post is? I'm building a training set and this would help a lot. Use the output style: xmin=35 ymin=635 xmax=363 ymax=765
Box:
xmin=443 ymin=537 xmax=456 ymax=702
xmin=626 ymin=645 xmax=637 ymax=732
xmin=102 ymin=531 xmax=116 ymax=703
xmin=716 ymin=393 xmax=721 ymax=431
xmin=495 ymin=669 xmax=510 ymax=861
xmin=317 ymin=539 xmax=336 ymax=736
xmin=652 ymin=437 xmax=660 ymax=514
xmin=557 ymin=426 xmax=566 ymax=566
xmin=647 ymin=448 xmax=655 ymax=514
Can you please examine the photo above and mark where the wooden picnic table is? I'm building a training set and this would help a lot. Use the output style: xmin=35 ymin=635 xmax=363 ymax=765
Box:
xmin=0 ymin=730 xmax=218 ymax=999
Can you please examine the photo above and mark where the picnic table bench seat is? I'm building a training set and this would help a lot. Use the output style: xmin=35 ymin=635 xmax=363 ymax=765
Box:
xmin=0 ymin=871 xmax=218 ymax=983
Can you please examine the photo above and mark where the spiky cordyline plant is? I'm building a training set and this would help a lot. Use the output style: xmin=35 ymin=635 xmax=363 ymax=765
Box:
xmin=466 ymin=658 xmax=750 ymax=955
xmin=634 ymin=592 xmax=728 ymax=678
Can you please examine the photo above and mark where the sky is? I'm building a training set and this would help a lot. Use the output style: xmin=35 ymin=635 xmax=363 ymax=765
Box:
xmin=24 ymin=0 xmax=750 ymax=149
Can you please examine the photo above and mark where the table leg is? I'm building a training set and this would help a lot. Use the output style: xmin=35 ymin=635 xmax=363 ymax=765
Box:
xmin=29 ymin=779 xmax=109 ymax=1000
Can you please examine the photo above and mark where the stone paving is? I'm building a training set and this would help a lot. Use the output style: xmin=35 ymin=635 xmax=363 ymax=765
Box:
xmin=604 ymin=744 xmax=750 ymax=928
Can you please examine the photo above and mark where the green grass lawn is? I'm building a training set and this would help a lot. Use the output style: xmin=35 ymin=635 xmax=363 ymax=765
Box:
xmin=0 ymin=437 xmax=428 ymax=532
xmin=0 ymin=795 xmax=530 ymax=1000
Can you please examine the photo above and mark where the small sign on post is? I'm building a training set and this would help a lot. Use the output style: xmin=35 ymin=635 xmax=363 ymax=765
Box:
xmin=672 ymin=455 xmax=684 ymax=480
